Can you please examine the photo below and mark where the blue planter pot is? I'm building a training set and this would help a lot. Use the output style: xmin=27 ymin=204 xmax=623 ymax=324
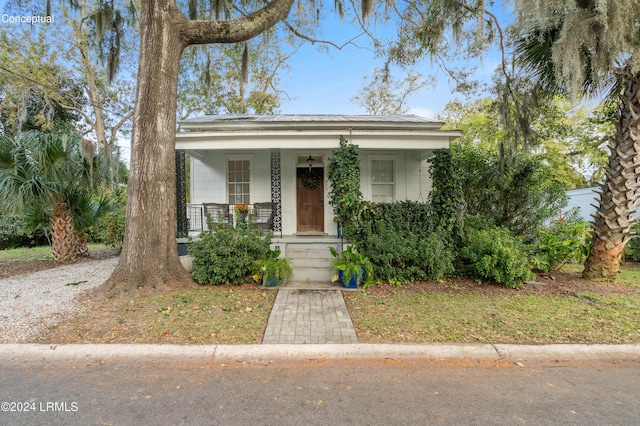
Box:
xmin=338 ymin=268 xmax=363 ymax=289
xmin=263 ymin=273 xmax=279 ymax=288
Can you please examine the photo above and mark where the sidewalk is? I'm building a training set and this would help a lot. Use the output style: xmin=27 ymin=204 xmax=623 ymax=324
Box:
xmin=262 ymin=289 xmax=358 ymax=344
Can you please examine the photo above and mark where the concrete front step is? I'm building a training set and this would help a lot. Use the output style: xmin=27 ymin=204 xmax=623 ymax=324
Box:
xmin=271 ymin=239 xmax=343 ymax=284
xmin=291 ymin=266 xmax=334 ymax=282
xmin=290 ymin=257 xmax=333 ymax=269
xmin=285 ymin=246 xmax=335 ymax=259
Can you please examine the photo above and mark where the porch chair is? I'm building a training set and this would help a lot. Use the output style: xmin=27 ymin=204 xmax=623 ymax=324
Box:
xmin=202 ymin=203 xmax=232 ymax=226
xmin=253 ymin=202 xmax=274 ymax=232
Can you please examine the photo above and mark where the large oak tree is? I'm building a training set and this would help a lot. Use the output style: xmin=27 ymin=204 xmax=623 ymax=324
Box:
xmin=99 ymin=0 xmax=294 ymax=296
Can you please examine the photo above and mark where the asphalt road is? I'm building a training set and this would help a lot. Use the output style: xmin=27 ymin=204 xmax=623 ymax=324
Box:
xmin=1 ymin=357 xmax=639 ymax=425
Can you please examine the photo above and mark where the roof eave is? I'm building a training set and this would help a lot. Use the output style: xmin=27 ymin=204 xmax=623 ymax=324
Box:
xmin=178 ymin=120 xmax=447 ymax=132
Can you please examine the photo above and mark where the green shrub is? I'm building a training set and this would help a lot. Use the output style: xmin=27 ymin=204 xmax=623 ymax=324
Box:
xmin=428 ymin=149 xmax=465 ymax=246
xmin=459 ymin=226 xmax=533 ymax=289
xmin=86 ymin=190 xmax=126 ymax=252
xmin=0 ymin=209 xmax=48 ymax=249
xmin=452 ymin=144 xmax=567 ymax=238
xmin=189 ymin=217 xmax=270 ymax=285
xmin=531 ymin=215 xmax=591 ymax=272
xmin=351 ymin=202 xmax=454 ymax=283
xmin=95 ymin=209 xmax=126 ymax=252
xmin=623 ymin=223 xmax=640 ymax=262
xmin=421 ymin=232 xmax=456 ymax=280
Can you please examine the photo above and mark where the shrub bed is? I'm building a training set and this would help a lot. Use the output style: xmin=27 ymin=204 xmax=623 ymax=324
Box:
xmin=189 ymin=218 xmax=270 ymax=285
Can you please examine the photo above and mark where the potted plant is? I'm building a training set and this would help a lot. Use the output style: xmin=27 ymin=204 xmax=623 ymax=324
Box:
xmin=253 ymin=249 xmax=292 ymax=287
xmin=234 ymin=202 xmax=250 ymax=223
xmin=329 ymin=245 xmax=371 ymax=288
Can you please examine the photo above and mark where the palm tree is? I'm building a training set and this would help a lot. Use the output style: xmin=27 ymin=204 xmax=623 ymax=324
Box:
xmin=513 ymin=1 xmax=640 ymax=281
xmin=0 ymin=131 xmax=107 ymax=261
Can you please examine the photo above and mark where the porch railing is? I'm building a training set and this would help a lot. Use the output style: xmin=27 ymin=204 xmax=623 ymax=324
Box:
xmin=186 ymin=203 xmax=275 ymax=234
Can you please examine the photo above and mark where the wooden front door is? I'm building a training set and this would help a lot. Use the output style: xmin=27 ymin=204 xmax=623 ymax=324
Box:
xmin=296 ymin=167 xmax=324 ymax=233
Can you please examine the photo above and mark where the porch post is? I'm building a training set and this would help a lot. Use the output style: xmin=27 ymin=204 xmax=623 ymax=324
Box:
xmin=175 ymin=149 xmax=188 ymax=237
xmin=270 ymin=148 xmax=282 ymax=237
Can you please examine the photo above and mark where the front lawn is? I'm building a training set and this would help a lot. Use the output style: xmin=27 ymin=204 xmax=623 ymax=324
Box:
xmin=35 ymin=285 xmax=276 ymax=344
xmin=344 ymin=265 xmax=640 ymax=344
xmin=27 ymin=262 xmax=640 ymax=345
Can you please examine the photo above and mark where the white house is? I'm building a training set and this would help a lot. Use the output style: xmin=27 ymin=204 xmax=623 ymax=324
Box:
xmin=175 ymin=114 xmax=461 ymax=281
xmin=564 ymin=187 xmax=599 ymax=221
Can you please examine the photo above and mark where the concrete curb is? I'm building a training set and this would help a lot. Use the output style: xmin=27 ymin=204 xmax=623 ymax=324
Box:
xmin=494 ymin=344 xmax=640 ymax=361
xmin=1 ymin=343 xmax=638 ymax=363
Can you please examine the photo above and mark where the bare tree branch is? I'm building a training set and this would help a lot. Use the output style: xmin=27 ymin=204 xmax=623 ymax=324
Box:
xmin=282 ymin=20 xmax=370 ymax=51
xmin=109 ymin=110 xmax=135 ymax=147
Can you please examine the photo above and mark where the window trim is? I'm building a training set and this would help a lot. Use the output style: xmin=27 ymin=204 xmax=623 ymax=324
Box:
xmin=225 ymin=155 xmax=253 ymax=205
xmin=369 ymin=156 xmax=396 ymax=203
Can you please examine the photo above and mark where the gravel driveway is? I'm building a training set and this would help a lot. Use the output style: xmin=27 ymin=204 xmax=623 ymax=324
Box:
xmin=0 ymin=257 xmax=118 ymax=343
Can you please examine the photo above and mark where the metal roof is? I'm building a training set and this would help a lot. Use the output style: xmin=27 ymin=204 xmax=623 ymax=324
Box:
xmin=176 ymin=114 xmax=461 ymax=152
xmin=180 ymin=114 xmax=441 ymax=123
xmin=178 ymin=114 xmax=448 ymax=131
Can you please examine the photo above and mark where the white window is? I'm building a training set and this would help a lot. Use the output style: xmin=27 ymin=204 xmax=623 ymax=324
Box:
xmin=227 ymin=159 xmax=250 ymax=204
xmin=371 ymin=159 xmax=394 ymax=203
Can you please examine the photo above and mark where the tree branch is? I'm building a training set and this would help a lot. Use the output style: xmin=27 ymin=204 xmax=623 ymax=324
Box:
xmin=109 ymin=110 xmax=135 ymax=146
xmin=176 ymin=0 xmax=295 ymax=46
xmin=283 ymin=21 xmax=369 ymax=51
xmin=565 ymin=135 xmax=610 ymax=156
xmin=260 ymin=42 xmax=303 ymax=94
xmin=58 ymin=102 xmax=96 ymax=128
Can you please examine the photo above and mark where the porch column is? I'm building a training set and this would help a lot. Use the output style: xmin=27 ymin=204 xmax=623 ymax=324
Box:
xmin=270 ymin=148 xmax=282 ymax=236
xmin=175 ymin=149 xmax=188 ymax=237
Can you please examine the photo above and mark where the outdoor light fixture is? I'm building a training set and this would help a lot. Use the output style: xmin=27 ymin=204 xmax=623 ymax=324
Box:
xmin=307 ymin=154 xmax=314 ymax=170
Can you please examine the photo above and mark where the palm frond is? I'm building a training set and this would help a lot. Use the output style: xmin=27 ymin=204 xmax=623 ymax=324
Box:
xmin=0 ymin=131 xmax=108 ymax=216
xmin=514 ymin=24 xmax=615 ymax=102
xmin=23 ymin=202 xmax=51 ymax=234
xmin=514 ymin=27 xmax=562 ymax=95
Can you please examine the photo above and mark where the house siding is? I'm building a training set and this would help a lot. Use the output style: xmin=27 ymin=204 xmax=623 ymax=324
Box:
xmin=189 ymin=148 xmax=434 ymax=235
xmin=359 ymin=150 xmax=434 ymax=202
xmin=191 ymin=151 xmax=271 ymax=205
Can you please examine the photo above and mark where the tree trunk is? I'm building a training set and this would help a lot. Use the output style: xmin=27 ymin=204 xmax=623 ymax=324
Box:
xmin=98 ymin=0 xmax=294 ymax=297
xmin=583 ymin=72 xmax=640 ymax=281
xmin=65 ymin=0 xmax=112 ymax=181
xmin=75 ymin=233 xmax=90 ymax=258
xmin=50 ymin=200 xmax=77 ymax=262
xmin=99 ymin=0 xmax=192 ymax=297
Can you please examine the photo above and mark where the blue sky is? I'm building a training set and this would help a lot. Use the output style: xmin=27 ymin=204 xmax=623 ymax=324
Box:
xmin=276 ymin=6 xmax=512 ymax=118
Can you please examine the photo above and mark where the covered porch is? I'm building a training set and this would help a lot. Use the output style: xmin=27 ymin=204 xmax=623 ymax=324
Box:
xmin=174 ymin=114 xmax=460 ymax=281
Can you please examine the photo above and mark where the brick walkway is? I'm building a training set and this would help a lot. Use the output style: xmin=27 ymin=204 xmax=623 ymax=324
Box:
xmin=262 ymin=289 xmax=358 ymax=344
